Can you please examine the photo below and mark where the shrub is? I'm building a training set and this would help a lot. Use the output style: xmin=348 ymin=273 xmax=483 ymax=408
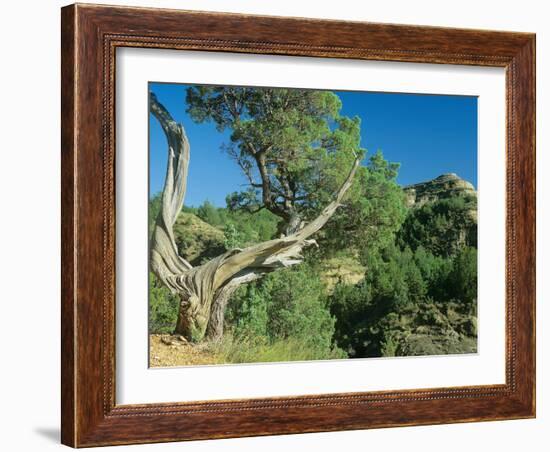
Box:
xmin=197 ymin=200 xmax=223 ymax=226
xmin=149 ymin=273 xmax=179 ymax=334
xmin=446 ymin=246 xmax=477 ymax=309
xmin=329 ymin=243 xmax=477 ymax=358
xmin=226 ymin=262 xmax=342 ymax=360
xmin=397 ymin=196 xmax=477 ymax=257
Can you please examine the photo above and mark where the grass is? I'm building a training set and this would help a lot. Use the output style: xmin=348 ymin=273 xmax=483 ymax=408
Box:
xmin=149 ymin=333 xmax=346 ymax=367
xmin=210 ymin=335 xmax=347 ymax=364
xmin=173 ymin=212 xmax=225 ymax=264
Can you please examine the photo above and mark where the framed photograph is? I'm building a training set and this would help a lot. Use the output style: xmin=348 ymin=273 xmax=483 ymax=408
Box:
xmin=61 ymin=3 xmax=535 ymax=447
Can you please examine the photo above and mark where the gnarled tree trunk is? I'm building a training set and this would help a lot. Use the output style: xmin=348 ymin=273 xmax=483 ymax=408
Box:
xmin=149 ymin=92 xmax=359 ymax=343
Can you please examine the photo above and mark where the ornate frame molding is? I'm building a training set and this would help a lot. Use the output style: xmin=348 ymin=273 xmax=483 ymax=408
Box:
xmin=61 ymin=4 xmax=535 ymax=447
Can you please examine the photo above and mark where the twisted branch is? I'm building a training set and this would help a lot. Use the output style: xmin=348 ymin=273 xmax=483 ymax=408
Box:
xmin=149 ymin=92 xmax=360 ymax=341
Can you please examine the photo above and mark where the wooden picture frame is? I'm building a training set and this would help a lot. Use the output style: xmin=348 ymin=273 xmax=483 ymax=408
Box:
xmin=61 ymin=3 xmax=535 ymax=447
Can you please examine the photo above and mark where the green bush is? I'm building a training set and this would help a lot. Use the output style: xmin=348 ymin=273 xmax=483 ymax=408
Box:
xmin=329 ymin=281 xmax=375 ymax=357
xmin=227 ymin=284 xmax=269 ymax=339
xmin=397 ymin=195 xmax=477 ymax=257
xmin=149 ymin=273 xmax=179 ymax=334
xmin=148 ymin=152 xmax=478 ymax=362
xmin=446 ymin=246 xmax=477 ymax=309
xmin=329 ymin=243 xmax=477 ymax=358
xmin=319 ymin=150 xmax=407 ymax=260
xmin=226 ymin=262 xmax=342 ymax=360
xmin=148 ymin=193 xmax=162 ymax=239
xmin=197 ymin=200 xmax=224 ymax=227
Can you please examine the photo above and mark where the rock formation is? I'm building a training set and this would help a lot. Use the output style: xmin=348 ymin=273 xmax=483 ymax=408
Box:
xmin=404 ymin=173 xmax=476 ymax=208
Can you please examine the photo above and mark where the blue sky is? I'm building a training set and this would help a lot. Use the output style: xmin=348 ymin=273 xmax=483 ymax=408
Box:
xmin=149 ymin=82 xmax=477 ymax=207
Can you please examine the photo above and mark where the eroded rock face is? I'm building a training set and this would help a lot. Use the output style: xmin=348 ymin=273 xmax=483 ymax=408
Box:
xmin=404 ymin=173 xmax=477 ymax=209
xmin=381 ymin=302 xmax=478 ymax=358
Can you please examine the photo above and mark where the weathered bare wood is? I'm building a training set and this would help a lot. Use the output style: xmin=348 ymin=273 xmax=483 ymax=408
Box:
xmin=150 ymin=93 xmax=359 ymax=342
xmin=149 ymin=93 xmax=193 ymax=288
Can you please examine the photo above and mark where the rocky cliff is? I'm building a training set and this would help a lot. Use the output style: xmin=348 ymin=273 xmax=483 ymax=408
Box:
xmin=398 ymin=173 xmax=478 ymax=256
xmin=404 ymin=173 xmax=476 ymax=208
xmin=404 ymin=173 xmax=477 ymax=223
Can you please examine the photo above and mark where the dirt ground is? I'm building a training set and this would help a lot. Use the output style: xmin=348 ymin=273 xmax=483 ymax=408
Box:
xmin=149 ymin=334 xmax=220 ymax=367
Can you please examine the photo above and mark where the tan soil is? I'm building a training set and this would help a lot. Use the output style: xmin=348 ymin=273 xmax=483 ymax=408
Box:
xmin=149 ymin=334 xmax=221 ymax=367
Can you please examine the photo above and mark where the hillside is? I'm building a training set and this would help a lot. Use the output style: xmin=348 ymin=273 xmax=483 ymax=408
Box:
xmin=404 ymin=173 xmax=476 ymax=208
xmin=398 ymin=174 xmax=477 ymax=256
xmin=173 ymin=212 xmax=226 ymax=265
xmin=152 ymin=172 xmax=478 ymax=365
xmin=170 ymin=173 xmax=478 ymax=265
xmin=171 ymin=212 xmax=366 ymax=293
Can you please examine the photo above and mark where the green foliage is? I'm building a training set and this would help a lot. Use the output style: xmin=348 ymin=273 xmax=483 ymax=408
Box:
xmin=222 ymin=223 xmax=246 ymax=250
xmin=189 ymin=200 xmax=280 ymax=250
xmin=148 ymin=192 xmax=162 ymax=239
xmin=185 ymin=85 xmax=363 ymax=227
xmin=211 ymin=335 xmax=347 ymax=364
xmin=380 ymin=333 xmax=399 ymax=357
xmin=166 ymin=200 xmax=280 ymax=264
xmin=412 ymin=246 xmax=453 ymax=301
xmin=446 ymin=246 xmax=478 ymax=309
xmin=328 ymin=281 xmax=375 ymax=357
xmin=149 ymin=85 xmax=478 ymax=363
xmin=221 ymin=208 xmax=279 ymax=247
xmin=263 ymin=264 xmax=334 ymax=350
xmin=149 ymin=273 xmax=179 ymax=334
xmin=397 ymin=195 xmax=477 ymax=257
xmin=318 ymin=150 xmax=407 ymax=259
xmin=329 ymin=244 xmax=478 ymax=358
xmin=372 ymin=245 xmax=428 ymax=307
xmin=172 ymin=211 xmax=225 ymax=265
xmin=226 ymin=262 xmax=343 ymax=360
xmin=197 ymin=200 xmax=223 ymax=227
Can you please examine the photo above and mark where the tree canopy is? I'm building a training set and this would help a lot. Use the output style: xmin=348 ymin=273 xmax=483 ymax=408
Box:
xmin=186 ymin=86 xmax=363 ymax=234
xmin=148 ymin=85 xmax=478 ymax=364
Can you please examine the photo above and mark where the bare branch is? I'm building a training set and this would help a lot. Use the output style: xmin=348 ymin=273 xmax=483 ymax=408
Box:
xmin=254 ymin=152 xmax=288 ymax=220
xmin=150 ymin=92 xmax=361 ymax=342
xmin=149 ymin=92 xmax=193 ymax=287
xmin=213 ymin=156 xmax=360 ymax=288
